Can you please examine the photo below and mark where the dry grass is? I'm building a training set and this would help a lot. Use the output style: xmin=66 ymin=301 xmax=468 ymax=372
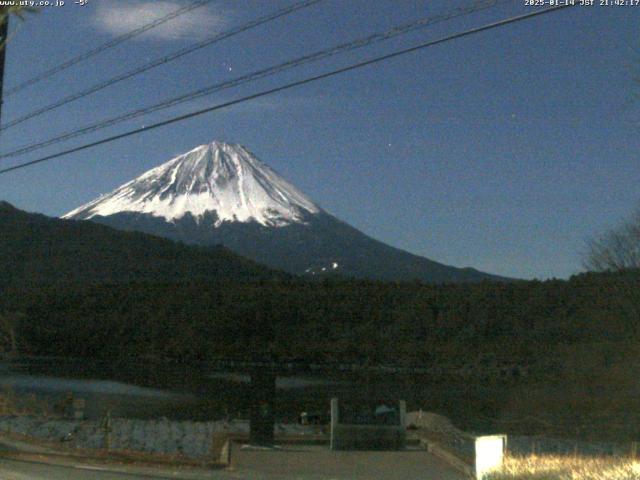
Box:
xmin=0 ymin=389 xmax=51 ymax=417
xmin=486 ymin=454 xmax=640 ymax=480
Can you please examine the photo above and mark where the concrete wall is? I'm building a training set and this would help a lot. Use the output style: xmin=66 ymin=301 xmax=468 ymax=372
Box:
xmin=0 ymin=416 xmax=314 ymax=460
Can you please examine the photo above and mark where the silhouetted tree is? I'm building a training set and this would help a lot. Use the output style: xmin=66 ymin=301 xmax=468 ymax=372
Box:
xmin=584 ymin=205 xmax=640 ymax=272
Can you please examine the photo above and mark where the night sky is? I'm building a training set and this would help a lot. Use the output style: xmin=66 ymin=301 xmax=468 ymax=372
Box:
xmin=1 ymin=0 xmax=638 ymax=280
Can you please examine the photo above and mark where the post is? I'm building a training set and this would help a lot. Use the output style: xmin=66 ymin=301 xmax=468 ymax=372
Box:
xmin=330 ymin=397 xmax=339 ymax=450
xmin=63 ymin=391 xmax=74 ymax=419
xmin=631 ymin=442 xmax=638 ymax=459
xmin=249 ymin=369 xmax=276 ymax=447
xmin=104 ymin=410 xmax=112 ymax=450
xmin=399 ymin=400 xmax=407 ymax=428
xmin=0 ymin=11 xmax=8 ymax=125
xmin=73 ymin=398 xmax=85 ymax=420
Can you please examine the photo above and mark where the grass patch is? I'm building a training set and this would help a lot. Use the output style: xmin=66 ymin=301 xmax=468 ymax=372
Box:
xmin=0 ymin=388 xmax=52 ymax=416
xmin=487 ymin=454 xmax=640 ymax=480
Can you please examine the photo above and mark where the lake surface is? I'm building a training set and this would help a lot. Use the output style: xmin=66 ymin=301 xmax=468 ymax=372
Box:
xmin=0 ymin=357 xmax=372 ymax=421
xmin=0 ymin=357 xmax=503 ymax=432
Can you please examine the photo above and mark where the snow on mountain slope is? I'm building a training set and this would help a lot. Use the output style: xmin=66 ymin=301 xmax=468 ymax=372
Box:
xmin=63 ymin=141 xmax=320 ymax=227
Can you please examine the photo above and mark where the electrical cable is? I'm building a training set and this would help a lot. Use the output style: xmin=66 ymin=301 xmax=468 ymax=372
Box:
xmin=0 ymin=0 xmax=324 ymax=131
xmin=0 ymin=4 xmax=575 ymax=176
xmin=4 ymin=0 xmax=216 ymax=97
xmin=0 ymin=0 xmax=511 ymax=161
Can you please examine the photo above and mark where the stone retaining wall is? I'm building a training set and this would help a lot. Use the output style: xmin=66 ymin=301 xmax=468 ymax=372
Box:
xmin=0 ymin=416 xmax=313 ymax=459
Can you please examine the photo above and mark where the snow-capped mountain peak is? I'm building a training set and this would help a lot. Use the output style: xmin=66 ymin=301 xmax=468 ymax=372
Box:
xmin=63 ymin=141 xmax=321 ymax=227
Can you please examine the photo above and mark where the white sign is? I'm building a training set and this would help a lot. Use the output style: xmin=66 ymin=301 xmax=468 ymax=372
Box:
xmin=475 ymin=435 xmax=505 ymax=479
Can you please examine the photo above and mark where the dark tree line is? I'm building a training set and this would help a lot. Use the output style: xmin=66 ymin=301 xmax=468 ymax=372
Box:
xmin=3 ymin=269 xmax=638 ymax=369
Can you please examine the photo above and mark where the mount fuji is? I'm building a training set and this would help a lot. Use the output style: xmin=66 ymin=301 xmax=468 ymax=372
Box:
xmin=64 ymin=141 xmax=503 ymax=283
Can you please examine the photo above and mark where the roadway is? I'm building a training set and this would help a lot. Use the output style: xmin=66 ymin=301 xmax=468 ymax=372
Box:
xmin=0 ymin=429 xmax=469 ymax=480
xmin=0 ymin=447 xmax=467 ymax=479
xmin=0 ymin=456 xmax=221 ymax=480
xmin=228 ymin=444 xmax=467 ymax=479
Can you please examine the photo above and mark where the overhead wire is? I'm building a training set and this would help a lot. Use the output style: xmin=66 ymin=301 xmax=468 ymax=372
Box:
xmin=0 ymin=0 xmax=511 ymax=161
xmin=4 ymin=0 xmax=216 ymax=97
xmin=0 ymin=0 xmax=325 ymax=132
xmin=0 ymin=4 xmax=576 ymax=176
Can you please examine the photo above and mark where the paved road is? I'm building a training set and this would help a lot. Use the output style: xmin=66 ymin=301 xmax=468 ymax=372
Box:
xmin=0 ymin=458 xmax=159 ymax=479
xmin=228 ymin=445 xmax=467 ymax=480
xmin=0 ymin=446 xmax=466 ymax=480
xmin=0 ymin=457 xmax=223 ymax=480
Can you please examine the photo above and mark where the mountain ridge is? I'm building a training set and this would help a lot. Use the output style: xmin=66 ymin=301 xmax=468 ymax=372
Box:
xmin=64 ymin=141 xmax=319 ymax=227
xmin=64 ymin=141 xmax=508 ymax=283
xmin=0 ymin=200 xmax=285 ymax=289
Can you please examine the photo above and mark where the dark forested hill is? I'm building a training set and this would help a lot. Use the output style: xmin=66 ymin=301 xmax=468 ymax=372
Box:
xmin=4 ymin=201 xmax=640 ymax=441
xmin=87 ymin=210 xmax=507 ymax=283
xmin=6 ymin=269 xmax=638 ymax=441
xmin=0 ymin=201 xmax=286 ymax=289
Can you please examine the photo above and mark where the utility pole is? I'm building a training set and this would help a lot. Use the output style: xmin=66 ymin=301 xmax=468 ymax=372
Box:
xmin=0 ymin=10 xmax=8 ymax=125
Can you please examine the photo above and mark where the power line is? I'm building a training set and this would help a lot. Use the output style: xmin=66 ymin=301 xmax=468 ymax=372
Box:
xmin=0 ymin=0 xmax=324 ymax=132
xmin=4 ymin=0 xmax=215 ymax=97
xmin=0 ymin=0 xmax=511 ymax=161
xmin=0 ymin=5 xmax=575 ymax=177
